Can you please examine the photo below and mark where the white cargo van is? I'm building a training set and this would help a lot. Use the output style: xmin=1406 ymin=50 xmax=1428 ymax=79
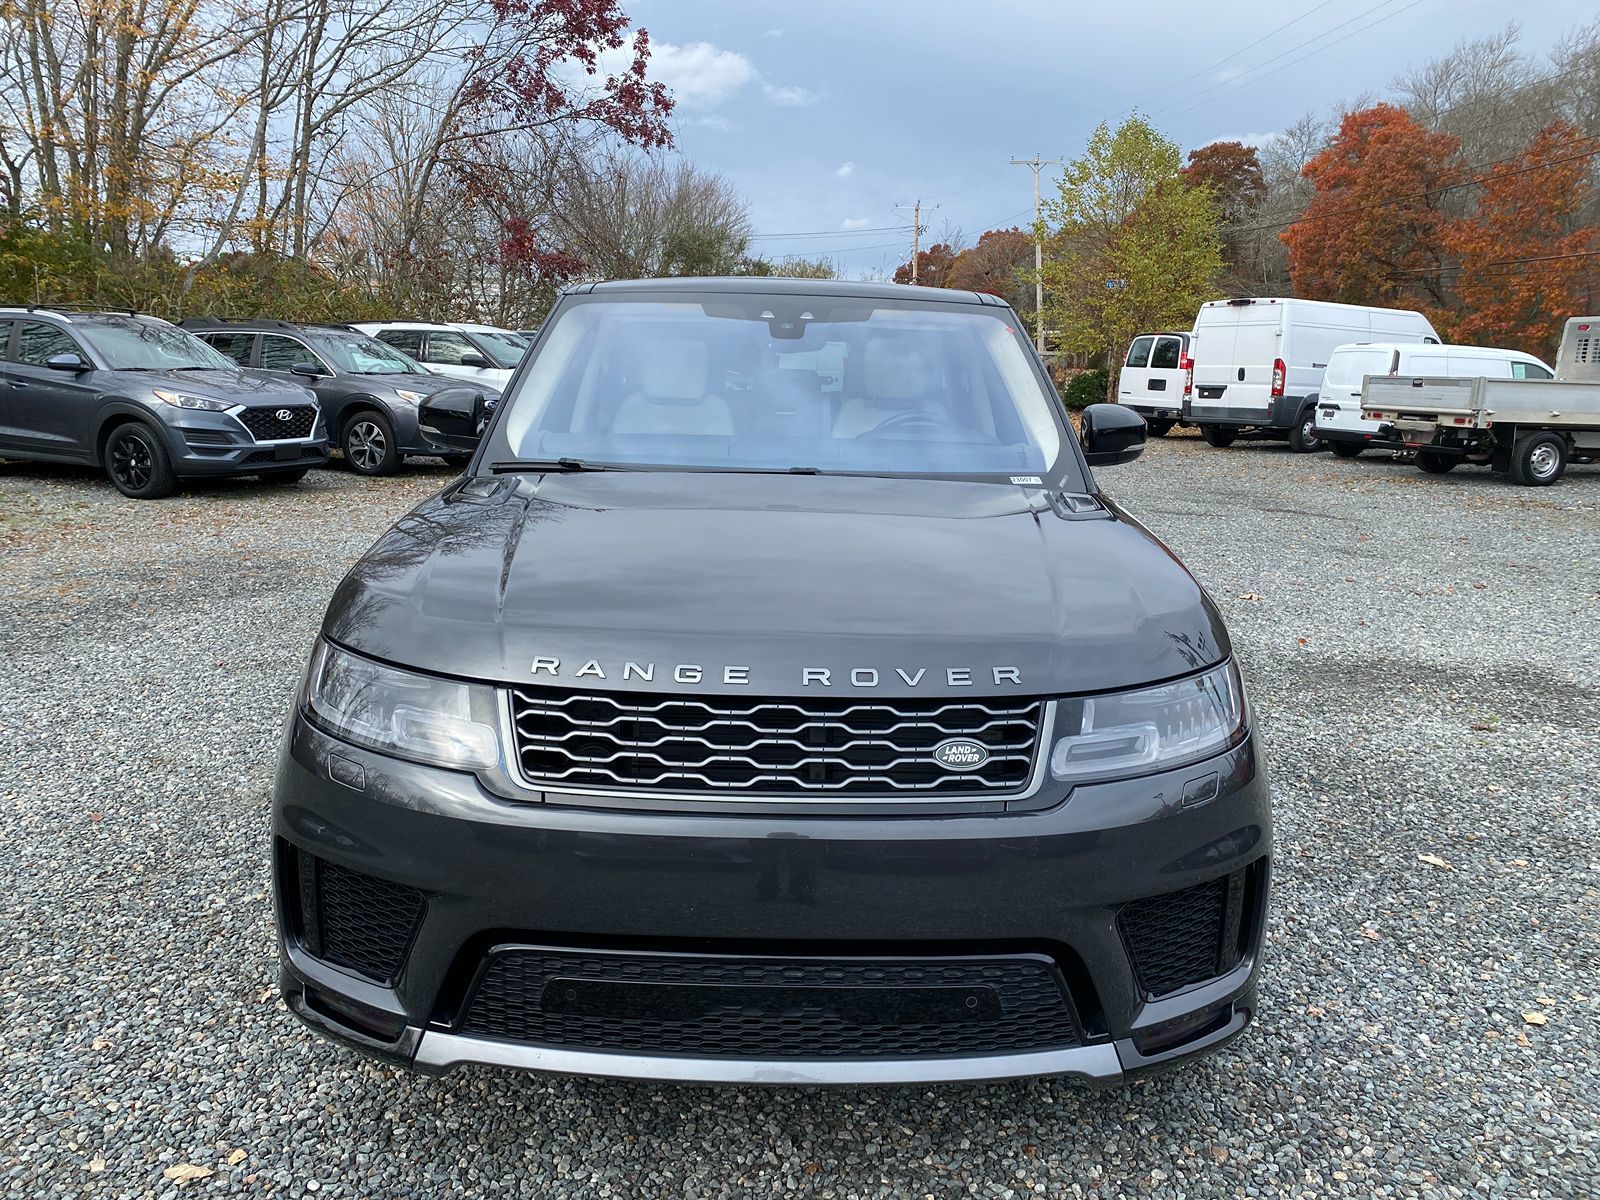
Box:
xmin=1313 ymin=343 xmax=1553 ymax=457
xmin=1116 ymin=331 xmax=1191 ymax=435
xmin=1187 ymin=298 xmax=1440 ymax=451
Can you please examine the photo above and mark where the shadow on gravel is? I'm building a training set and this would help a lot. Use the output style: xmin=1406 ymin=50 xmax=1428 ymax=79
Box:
xmin=0 ymin=456 xmax=464 ymax=496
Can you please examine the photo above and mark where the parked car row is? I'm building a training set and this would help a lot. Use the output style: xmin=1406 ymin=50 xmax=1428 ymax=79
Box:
xmin=0 ymin=308 xmax=526 ymax=497
xmin=1119 ymin=299 xmax=1597 ymax=486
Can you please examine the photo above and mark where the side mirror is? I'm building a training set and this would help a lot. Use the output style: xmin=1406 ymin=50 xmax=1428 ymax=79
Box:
xmin=458 ymin=353 xmax=491 ymax=369
xmin=1080 ymin=403 xmax=1146 ymax=466
xmin=45 ymin=352 xmax=89 ymax=373
xmin=289 ymin=360 xmax=325 ymax=378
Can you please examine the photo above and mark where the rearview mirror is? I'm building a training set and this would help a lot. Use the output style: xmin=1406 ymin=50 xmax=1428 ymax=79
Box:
xmin=45 ymin=352 xmax=89 ymax=373
xmin=1080 ymin=403 xmax=1146 ymax=466
xmin=289 ymin=361 xmax=325 ymax=378
xmin=459 ymin=353 xmax=491 ymax=369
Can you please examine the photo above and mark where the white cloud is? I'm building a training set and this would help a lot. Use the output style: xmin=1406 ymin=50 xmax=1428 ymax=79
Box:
xmin=1215 ymin=66 xmax=1245 ymax=84
xmin=609 ymin=41 xmax=754 ymax=111
xmin=834 ymin=161 xmax=856 ymax=179
xmin=840 ymin=217 xmax=873 ymax=230
xmin=763 ymin=82 xmax=822 ymax=108
xmin=1201 ymin=131 xmax=1282 ymax=150
xmin=762 ymin=28 xmax=783 ymax=39
xmin=689 ymin=115 xmax=738 ymax=133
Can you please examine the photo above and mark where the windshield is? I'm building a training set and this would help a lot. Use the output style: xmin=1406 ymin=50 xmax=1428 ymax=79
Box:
xmin=469 ymin=329 xmax=527 ymax=367
xmin=80 ymin=318 xmax=235 ymax=371
xmin=1324 ymin=348 xmax=1395 ymax=390
xmin=306 ymin=328 xmax=426 ymax=375
xmin=492 ymin=295 xmax=1070 ymax=480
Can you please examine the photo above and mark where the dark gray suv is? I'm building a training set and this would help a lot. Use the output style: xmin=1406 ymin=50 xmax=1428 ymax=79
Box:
xmin=0 ymin=308 xmax=327 ymax=498
xmin=273 ymin=278 xmax=1270 ymax=1087
xmin=182 ymin=319 xmax=497 ymax=475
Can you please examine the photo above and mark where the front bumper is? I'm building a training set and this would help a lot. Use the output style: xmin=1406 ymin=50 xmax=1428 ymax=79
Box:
xmin=1184 ymin=395 xmax=1305 ymax=430
xmin=1312 ymin=405 xmax=1386 ymax=444
xmin=160 ymin=411 xmax=328 ymax=477
xmin=273 ymin=715 xmax=1271 ymax=1085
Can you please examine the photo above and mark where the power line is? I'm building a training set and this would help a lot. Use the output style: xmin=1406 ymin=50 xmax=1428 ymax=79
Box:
xmin=1389 ymin=248 xmax=1600 ymax=278
xmin=1133 ymin=0 xmax=1341 ymax=114
xmin=1154 ymin=0 xmax=1427 ymax=121
xmin=758 ymin=240 xmax=908 ymax=256
xmin=746 ymin=225 xmax=911 ymax=240
xmin=1230 ymin=140 xmax=1600 ymax=234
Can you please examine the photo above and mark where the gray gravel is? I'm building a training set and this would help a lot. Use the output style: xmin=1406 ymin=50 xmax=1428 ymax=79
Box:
xmin=1 ymin=440 xmax=1596 ymax=1200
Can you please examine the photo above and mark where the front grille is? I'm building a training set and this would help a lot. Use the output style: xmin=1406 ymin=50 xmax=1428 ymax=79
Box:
xmin=238 ymin=405 xmax=317 ymax=441
xmin=508 ymin=689 xmax=1044 ymax=798
xmin=299 ymin=857 xmax=425 ymax=983
xmin=460 ymin=950 xmax=1081 ymax=1058
xmin=1118 ymin=875 xmax=1236 ymax=997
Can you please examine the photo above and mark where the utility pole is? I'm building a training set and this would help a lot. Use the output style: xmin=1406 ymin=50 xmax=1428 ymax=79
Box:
xmin=1010 ymin=155 xmax=1062 ymax=353
xmin=893 ymin=200 xmax=935 ymax=284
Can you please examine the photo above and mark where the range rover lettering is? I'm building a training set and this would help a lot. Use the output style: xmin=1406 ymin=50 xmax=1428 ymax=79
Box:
xmin=273 ymin=278 xmax=1271 ymax=1086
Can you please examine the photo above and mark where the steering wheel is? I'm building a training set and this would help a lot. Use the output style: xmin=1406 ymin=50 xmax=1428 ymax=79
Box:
xmin=857 ymin=407 xmax=966 ymax=438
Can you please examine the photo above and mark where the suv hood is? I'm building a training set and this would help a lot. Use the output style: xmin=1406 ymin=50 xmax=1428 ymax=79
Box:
xmin=129 ymin=367 xmax=315 ymax=406
xmin=325 ymin=473 xmax=1230 ymax=698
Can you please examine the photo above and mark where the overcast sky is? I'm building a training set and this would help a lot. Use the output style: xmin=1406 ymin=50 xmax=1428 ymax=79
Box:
xmin=621 ymin=0 xmax=1595 ymax=278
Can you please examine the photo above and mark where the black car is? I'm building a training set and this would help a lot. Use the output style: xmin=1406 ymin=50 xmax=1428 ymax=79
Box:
xmin=182 ymin=319 xmax=497 ymax=475
xmin=272 ymin=278 xmax=1271 ymax=1086
xmin=0 ymin=308 xmax=327 ymax=498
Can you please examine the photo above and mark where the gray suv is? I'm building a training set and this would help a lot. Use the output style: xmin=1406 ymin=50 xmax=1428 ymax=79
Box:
xmin=0 ymin=308 xmax=327 ymax=498
xmin=182 ymin=319 xmax=497 ymax=475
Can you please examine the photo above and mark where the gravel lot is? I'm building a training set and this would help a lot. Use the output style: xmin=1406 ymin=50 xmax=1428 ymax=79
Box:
xmin=2 ymin=437 xmax=1596 ymax=1200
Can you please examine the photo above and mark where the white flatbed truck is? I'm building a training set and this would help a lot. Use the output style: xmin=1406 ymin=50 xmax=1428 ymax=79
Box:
xmin=1360 ymin=316 xmax=1600 ymax=486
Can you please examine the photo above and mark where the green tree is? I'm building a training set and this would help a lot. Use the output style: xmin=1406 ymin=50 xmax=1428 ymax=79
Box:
xmin=1039 ymin=117 xmax=1222 ymax=399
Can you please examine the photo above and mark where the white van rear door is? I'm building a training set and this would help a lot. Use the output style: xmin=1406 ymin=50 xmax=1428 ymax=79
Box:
xmin=1192 ymin=304 xmax=1277 ymax=419
xmin=1118 ymin=336 xmax=1156 ymax=401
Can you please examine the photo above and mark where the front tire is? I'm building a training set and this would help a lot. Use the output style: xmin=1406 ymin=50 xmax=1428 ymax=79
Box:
xmin=104 ymin=422 xmax=177 ymax=499
xmin=1416 ymin=450 xmax=1457 ymax=474
xmin=342 ymin=411 xmax=401 ymax=476
xmin=1145 ymin=418 xmax=1174 ymax=438
xmin=1508 ymin=431 xmax=1567 ymax=487
xmin=1287 ymin=411 xmax=1322 ymax=453
xmin=1200 ymin=425 xmax=1237 ymax=448
xmin=1330 ymin=441 xmax=1364 ymax=459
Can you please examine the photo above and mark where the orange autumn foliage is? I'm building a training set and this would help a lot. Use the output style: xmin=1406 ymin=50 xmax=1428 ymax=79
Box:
xmin=1282 ymin=104 xmax=1461 ymax=313
xmin=1440 ymin=122 xmax=1598 ymax=358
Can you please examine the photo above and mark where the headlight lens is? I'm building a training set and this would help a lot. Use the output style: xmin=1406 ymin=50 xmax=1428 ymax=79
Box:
xmin=302 ymin=640 xmax=499 ymax=771
xmin=1049 ymin=660 xmax=1245 ymax=784
xmin=393 ymin=389 xmax=426 ymax=403
xmin=151 ymin=389 xmax=233 ymax=412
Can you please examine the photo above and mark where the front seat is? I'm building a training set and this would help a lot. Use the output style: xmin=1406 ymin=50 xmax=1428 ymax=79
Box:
xmin=612 ymin=340 xmax=733 ymax=436
xmin=833 ymin=338 xmax=948 ymax=438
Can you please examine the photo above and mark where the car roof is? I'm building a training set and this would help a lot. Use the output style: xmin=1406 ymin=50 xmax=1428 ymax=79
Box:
xmin=1330 ymin=341 xmax=1541 ymax=360
xmin=576 ymin=277 xmax=1001 ymax=306
xmin=0 ymin=307 xmax=162 ymax=324
xmin=180 ymin=316 xmax=307 ymax=333
xmin=352 ymin=320 xmax=458 ymax=330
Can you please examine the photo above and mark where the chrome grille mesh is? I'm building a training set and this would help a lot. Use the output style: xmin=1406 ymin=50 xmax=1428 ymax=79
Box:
xmin=507 ymin=689 xmax=1045 ymax=797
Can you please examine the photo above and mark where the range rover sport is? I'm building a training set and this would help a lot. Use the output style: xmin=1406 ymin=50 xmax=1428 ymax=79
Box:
xmin=273 ymin=278 xmax=1271 ymax=1085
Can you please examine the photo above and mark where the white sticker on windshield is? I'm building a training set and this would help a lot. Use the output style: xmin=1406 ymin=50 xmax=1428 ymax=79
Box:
xmin=1010 ymin=475 xmax=1043 ymax=486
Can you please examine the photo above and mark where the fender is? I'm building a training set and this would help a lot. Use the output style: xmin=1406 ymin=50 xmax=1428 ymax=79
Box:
xmin=92 ymin=397 xmax=167 ymax=464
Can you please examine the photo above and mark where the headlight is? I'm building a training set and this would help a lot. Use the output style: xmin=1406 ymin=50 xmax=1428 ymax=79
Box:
xmin=1049 ymin=660 xmax=1245 ymax=784
xmin=151 ymin=389 xmax=234 ymax=412
xmin=302 ymin=640 xmax=498 ymax=771
xmin=393 ymin=389 xmax=427 ymax=404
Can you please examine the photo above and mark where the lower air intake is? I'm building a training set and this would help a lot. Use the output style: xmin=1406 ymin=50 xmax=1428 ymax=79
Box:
xmin=301 ymin=857 xmax=425 ymax=984
xmin=460 ymin=949 xmax=1082 ymax=1058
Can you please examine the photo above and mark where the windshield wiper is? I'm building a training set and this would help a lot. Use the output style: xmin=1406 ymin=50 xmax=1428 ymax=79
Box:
xmin=489 ymin=458 xmax=620 ymax=473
